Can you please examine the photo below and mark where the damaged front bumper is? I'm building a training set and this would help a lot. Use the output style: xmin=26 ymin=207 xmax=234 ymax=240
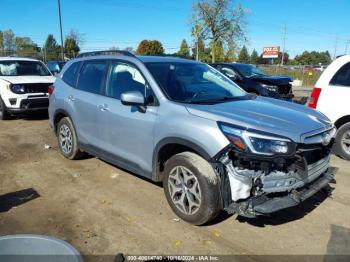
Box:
xmin=226 ymin=167 xmax=336 ymax=217
xmin=213 ymin=143 xmax=337 ymax=218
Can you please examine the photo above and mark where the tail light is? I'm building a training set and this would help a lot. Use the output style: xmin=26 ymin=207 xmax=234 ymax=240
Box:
xmin=308 ymin=87 xmax=322 ymax=109
xmin=48 ymin=84 xmax=55 ymax=95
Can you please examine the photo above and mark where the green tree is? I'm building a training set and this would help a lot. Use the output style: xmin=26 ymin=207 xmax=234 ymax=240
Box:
xmin=3 ymin=29 xmax=16 ymax=55
xmin=213 ymin=40 xmax=225 ymax=62
xmin=64 ymin=37 xmax=80 ymax=58
xmin=15 ymin=37 xmax=40 ymax=58
xmin=224 ymin=41 xmax=237 ymax=62
xmin=250 ymin=49 xmax=259 ymax=64
xmin=237 ymin=45 xmax=250 ymax=63
xmin=136 ymin=40 xmax=164 ymax=55
xmin=192 ymin=37 xmax=211 ymax=62
xmin=43 ymin=34 xmax=61 ymax=61
xmin=177 ymin=39 xmax=190 ymax=58
xmin=66 ymin=29 xmax=84 ymax=46
xmin=294 ymin=51 xmax=331 ymax=65
xmin=192 ymin=0 xmax=247 ymax=63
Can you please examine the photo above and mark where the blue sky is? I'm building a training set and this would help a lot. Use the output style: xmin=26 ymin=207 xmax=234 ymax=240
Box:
xmin=1 ymin=0 xmax=349 ymax=58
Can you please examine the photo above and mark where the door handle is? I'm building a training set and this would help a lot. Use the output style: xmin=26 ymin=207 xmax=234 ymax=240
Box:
xmin=68 ymin=95 xmax=75 ymax=102
xmin=98 ymin=104 xmax=109 ymax=112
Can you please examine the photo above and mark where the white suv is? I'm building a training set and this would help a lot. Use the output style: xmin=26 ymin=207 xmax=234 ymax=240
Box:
xmin=0 ymin=57 xmax=55 ymax=120
xmin=308 ymin=55 xmax=350 ymax=160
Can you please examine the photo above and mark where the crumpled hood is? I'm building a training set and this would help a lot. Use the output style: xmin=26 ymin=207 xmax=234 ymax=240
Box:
xmin=185 ymin=96 xmax=332 ymax=143
xmin=251 ymin=75 xmax=292 ymax=85
xmin=0 ymin=75 xmax=55 ymax=84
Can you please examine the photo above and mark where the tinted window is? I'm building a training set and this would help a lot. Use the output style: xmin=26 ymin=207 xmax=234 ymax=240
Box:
xmin=77 ymin=61 xmax=107 ymax=94
xmin=0 ymin=60 xmax=50 ymax=76
xmin=330 ymin=62 xmax=350 ymax=87
xmin=106 ymin=62 xmax=146 ymax=99
xmin=62 ymin=62 xmax=81 ymax=87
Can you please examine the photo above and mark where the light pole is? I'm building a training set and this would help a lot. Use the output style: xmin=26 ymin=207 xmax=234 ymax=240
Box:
xmin=58 ymin=0 xmax=64 ymax=60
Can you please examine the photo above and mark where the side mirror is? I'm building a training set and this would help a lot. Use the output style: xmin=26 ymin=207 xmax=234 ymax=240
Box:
xmin=121 ymin=91 xmax=145 ymax=106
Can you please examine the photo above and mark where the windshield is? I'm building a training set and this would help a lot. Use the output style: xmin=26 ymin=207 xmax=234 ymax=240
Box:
xmin=0 ymin=60 xmax=51 ymax=76
xmin=234 ymin=64 xmax=267 ymax=78
xmin=146 ymin=62 xmax=247 ymax=104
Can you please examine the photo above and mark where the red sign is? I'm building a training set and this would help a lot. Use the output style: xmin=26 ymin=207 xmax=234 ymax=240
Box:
xmin=262 ymin=46 xmax=280 ymax=58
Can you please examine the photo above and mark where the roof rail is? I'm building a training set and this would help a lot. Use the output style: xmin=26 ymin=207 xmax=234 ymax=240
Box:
xmin=76 ymin=50 xmax=136 ymax=58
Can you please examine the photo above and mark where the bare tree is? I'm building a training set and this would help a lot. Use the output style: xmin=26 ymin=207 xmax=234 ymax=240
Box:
xmin=66 ymin=29 xmax=85 ymax=47
xmin=192 ymin=0 xmax=247 ymax=63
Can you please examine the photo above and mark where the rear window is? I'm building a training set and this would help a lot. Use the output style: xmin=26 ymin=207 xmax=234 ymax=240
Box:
xmin=77 ymin=61 xmax=107 ymax=94
xmin=62 ymin=62 xmax=81 ymax=87
xmin=0 ymin=60 xmax=50 ymax=76
xmin=330 ymin=62 xmax=350 ymax=87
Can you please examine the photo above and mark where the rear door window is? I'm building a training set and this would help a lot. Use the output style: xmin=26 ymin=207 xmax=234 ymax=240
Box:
xmin=77 ymin=61 xmax=107 ymax=94
xmin=62 ymin=62 xmax=81 ymax=87
xmin=330 ymin=62 xmax=350 ymax=87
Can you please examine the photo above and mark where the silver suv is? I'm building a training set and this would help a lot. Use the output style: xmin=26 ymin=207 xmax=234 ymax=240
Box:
xmin=49 ymin=51 xmax=337 ymax=225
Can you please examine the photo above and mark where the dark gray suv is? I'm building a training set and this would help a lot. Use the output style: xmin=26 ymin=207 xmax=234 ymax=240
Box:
xmin=49 ymin=51 xmax=337 ymax=225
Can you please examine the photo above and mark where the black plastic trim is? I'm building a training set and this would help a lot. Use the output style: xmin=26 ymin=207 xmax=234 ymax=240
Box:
xmin=152 ymin=137 xmax=212 ymax=181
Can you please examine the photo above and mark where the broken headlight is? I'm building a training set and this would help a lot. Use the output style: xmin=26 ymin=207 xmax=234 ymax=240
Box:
xmin=219 ymin=122 xmax=295 ymax=156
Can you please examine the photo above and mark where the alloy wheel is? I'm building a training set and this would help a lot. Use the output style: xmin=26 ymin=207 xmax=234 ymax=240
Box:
xmin=341 ymin=131 xmax=350 ymax=155
xmin=168 ymin=166 xmax=202 ymax=215
xmin=59 ymin=124 xmax=73 ymax=155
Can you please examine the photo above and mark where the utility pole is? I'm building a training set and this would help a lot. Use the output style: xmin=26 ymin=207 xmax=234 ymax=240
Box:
xmin=333 ymin=36 xmax=338 ymax=60
xmin=58 ymin=0 xmax=64 ymax=60
xmin=281 ymin=25 xmax=287 ymax=66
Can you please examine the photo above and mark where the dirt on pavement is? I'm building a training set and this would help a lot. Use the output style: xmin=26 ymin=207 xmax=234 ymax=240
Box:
xmin=0 ymin=116 xmax=350 ymax=259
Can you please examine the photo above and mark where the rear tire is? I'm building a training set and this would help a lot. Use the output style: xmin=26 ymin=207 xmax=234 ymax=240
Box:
xmin=163 ymin=152 xmax=221 ymax=225
xmin=333 ymin=122 xmax=350 ymax=161
xmin=57 ymin=117 xmax=85 ymax=160
xmin=0 ymin=96 xmax=12 ymax=120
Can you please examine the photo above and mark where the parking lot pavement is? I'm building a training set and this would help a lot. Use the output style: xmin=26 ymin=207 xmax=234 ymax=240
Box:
xmin=0 ymin=117 xmax=350 ymax=257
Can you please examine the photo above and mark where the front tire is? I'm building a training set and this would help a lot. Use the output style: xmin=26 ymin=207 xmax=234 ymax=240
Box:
xmin=57 ymin=117 xmax=85 ymax=160
xmin=0 ymin=96 xmax=11 ymax=120
xmin=163 ymin=152 xmax=221 ymax=225
xmin=333 ymin=123 xmax=350 ymax=160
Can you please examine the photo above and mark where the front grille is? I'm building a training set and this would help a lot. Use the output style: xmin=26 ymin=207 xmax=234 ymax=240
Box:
xmin=307 ymin=155 xmax=330 ymax=181
xmin=22 ymin=83 xmax=51 ymax=93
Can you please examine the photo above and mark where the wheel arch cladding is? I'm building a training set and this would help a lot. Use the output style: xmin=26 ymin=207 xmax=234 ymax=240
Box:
xmin=53 ymin=109 xmax=72 ymax=133
xmin=335 ymin=115 xmax=350 ymax=129
xmin=152 ymin=137 xmax=213 ymax=182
